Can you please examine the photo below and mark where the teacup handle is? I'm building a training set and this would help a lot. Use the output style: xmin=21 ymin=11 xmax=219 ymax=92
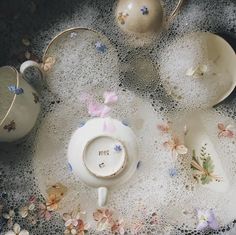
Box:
xmin=20 ymin=60 xmax=44 ymax=83
xmin=167 ymin=0 xmax=185 ymax=24
xmin=98 ymin=187 xmax=108 ymax=207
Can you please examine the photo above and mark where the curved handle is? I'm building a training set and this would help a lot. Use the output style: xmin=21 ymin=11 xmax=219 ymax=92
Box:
xmin=98 ymin=187 xmax=108 ymax=207
xmin=167 ymin=0 xmax=185 ymax=24
xmin=20 ymin=60 xmax=44 ymax=85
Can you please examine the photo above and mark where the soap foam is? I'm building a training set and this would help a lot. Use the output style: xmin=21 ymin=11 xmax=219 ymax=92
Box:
xmin=0 ymin=0 xmax=235 ymax=234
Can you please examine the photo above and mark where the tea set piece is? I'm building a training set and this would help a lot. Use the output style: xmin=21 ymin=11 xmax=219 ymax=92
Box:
xmin=0 ymin=63 xmax=43 ymax=142
xmin=115 ymin=0 xmax=184 ymax=34
xmin=42 ymin=27 xmax=119 ymax=99
xmin=184 ymin=113 xmax=229 ymax=193
xmin=158 ymin=31 xmax=236 ymax=109
xmin=67 ymin=117 xmax=139 ymax=206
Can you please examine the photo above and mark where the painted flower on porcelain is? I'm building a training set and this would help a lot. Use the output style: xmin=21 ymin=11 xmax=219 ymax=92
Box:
xmin=164 ymin=135 xmax=188 ymax=157
xmin=217 ymin=123 xmax=234 ymax=138
xmin=196 ymin=209 xmax=218 ymax=231
xmin=140 ymin=6 xmax=149 ymax=15
xmin=95 ymin=42 xmax=107 ymax=53
xmin=8 ymin=85 xmax=24 ymax=95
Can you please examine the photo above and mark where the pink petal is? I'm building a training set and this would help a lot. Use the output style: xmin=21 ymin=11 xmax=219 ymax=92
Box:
xmin=100 ymin=105 xmax=111 ymax=118
xmin=88 ymin=102 xmax=111 ymax=117
xmin=103 ymin=120 xmax=116 ymax=133
xmin=225 ymin=130 xmax=234 ymax=138
xmin=103 ymin=91 xmax=118 ymax=105
xmin=217 ymin=123 xmax=225 ymax=131
xmin=45 ymin=211 xmax=52 ymax=221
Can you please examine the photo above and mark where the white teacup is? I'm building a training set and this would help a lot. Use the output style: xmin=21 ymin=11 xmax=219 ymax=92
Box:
xmin=116 ymin=0 xmax=184 ymax=34
xmin=67 ymin=117 xmax=139 ymax=206
xmin=0 ymin=61 xmax=43 ymax=142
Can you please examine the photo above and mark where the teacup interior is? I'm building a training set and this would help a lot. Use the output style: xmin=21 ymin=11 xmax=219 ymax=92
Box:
xmin=0 ymin=66 xmax=18 ymax=124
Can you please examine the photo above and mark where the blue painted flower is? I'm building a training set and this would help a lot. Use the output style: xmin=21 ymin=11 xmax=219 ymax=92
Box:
xmin=79 ymin=121 xmax=86 ymax=128
xmin=140 ymin=6 xmax=149 ymax=15
xmin=168 ymin=168 xmax=178 ymax=177
xmin=137 ymin=161 xmax=142 ymax=169
xmin=122 ymin=120 xmax=129 ymax=126
xmin=8 ymin=85 xmax=24 ymax=95
xmin=68 ymin=163 xmax=73 ymax=172
xmin=114 ymin=145 xmax=122 ymax=152
xmin=95 ymin=41 xmax=107 ymax=53
xmin=196 ymin=209 xmax=219 ymax=231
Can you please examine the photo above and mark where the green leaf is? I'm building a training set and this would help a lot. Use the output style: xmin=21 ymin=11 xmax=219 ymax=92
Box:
xmin=202 ymin=156 xmax=214 ymax=174
xmin=201 ymin=175 xmax=213 ymax=185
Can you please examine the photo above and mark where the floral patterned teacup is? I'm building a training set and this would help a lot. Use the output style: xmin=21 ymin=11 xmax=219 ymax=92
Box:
xmin=0 ymin=62 xmax=43 ymax=142
xmin=116 ymin=0 xmax=184 ymax=34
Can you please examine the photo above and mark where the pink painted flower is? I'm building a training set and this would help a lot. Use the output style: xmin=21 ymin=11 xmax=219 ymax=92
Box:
xmin=164 ymin=135 xmax=188 ymax=157
xmin=93 ymin=208 xmax=114 ymax=231
xmin=103 ymin=91 xmax=118 ymax=105
xmin=218 ymin=123 xmax=234 ymax=138
xmin=157 ymin=121 xmax=171 ymax=134
xmin=63 ymin=210 xmax=89 ymax=235
xmin=111 ymin=218 xmax=125 ymax=234
xmin=38 ymin=203 xmax=52 ymax=221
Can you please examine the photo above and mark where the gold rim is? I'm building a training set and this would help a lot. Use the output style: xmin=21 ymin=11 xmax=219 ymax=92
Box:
xmin=42 ymin=27 xmax=112 ymax=61
xmin=168 ymin=0 xmax=186 ymax=23
xmin=0 ymin=66 xmax=20 ymax=127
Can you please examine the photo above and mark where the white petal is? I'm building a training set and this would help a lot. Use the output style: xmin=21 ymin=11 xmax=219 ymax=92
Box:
xmin=71 ymin=228 xmax=77 ymax=235
xmin=176 ymin=145 xmax=188 ymax=155
xmin=28 ymin=203 xmax=35 ymax=211
xmin=5 ymin=231 xmax=15 ymax=235
xmin=13 ymin=223 xmax=21 ymax=233
xmin=186 ymin=67 xmax=196 ymax=76
xmin=19 ymin=207 xmax=28 ymax=218
xmin=19 ymin=230 xmax=29 ymax=235
xmin=3 ymin=213 xmax=10 ymax=219
xmin=65 ymin=219 xmax=72 ymax=227
xmin=9 ymin=210 xmax=15 ymax=217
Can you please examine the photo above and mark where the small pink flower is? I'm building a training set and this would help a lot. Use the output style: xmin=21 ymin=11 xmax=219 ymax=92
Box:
xmin=164 ymin=135 xmax=188 ymax=157
xmin=88 ymin=102 xmax=111 ymax=118
xmin=111 ymin=218 xmax=125 ymax=235
xmin=218 ymin=123 xmax=234 ymax=138
xmin=103 ymin=91 xmax=118 ymax=105
xmin=93 ymin=208 xmax=114 ymax=231
xmin=38 ymin=203 xmax=52 ymax=221
xmin=131 ymin=220 xmax=144 ymax=235
xmin=157 ymin=121 xmax=171 ymax=134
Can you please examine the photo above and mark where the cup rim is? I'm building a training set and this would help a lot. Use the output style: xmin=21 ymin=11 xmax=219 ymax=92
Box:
xmin=0 ymin=66 xmax=20 ymax=127
xmin=42 ymin=27 xmax=113 ymax=61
